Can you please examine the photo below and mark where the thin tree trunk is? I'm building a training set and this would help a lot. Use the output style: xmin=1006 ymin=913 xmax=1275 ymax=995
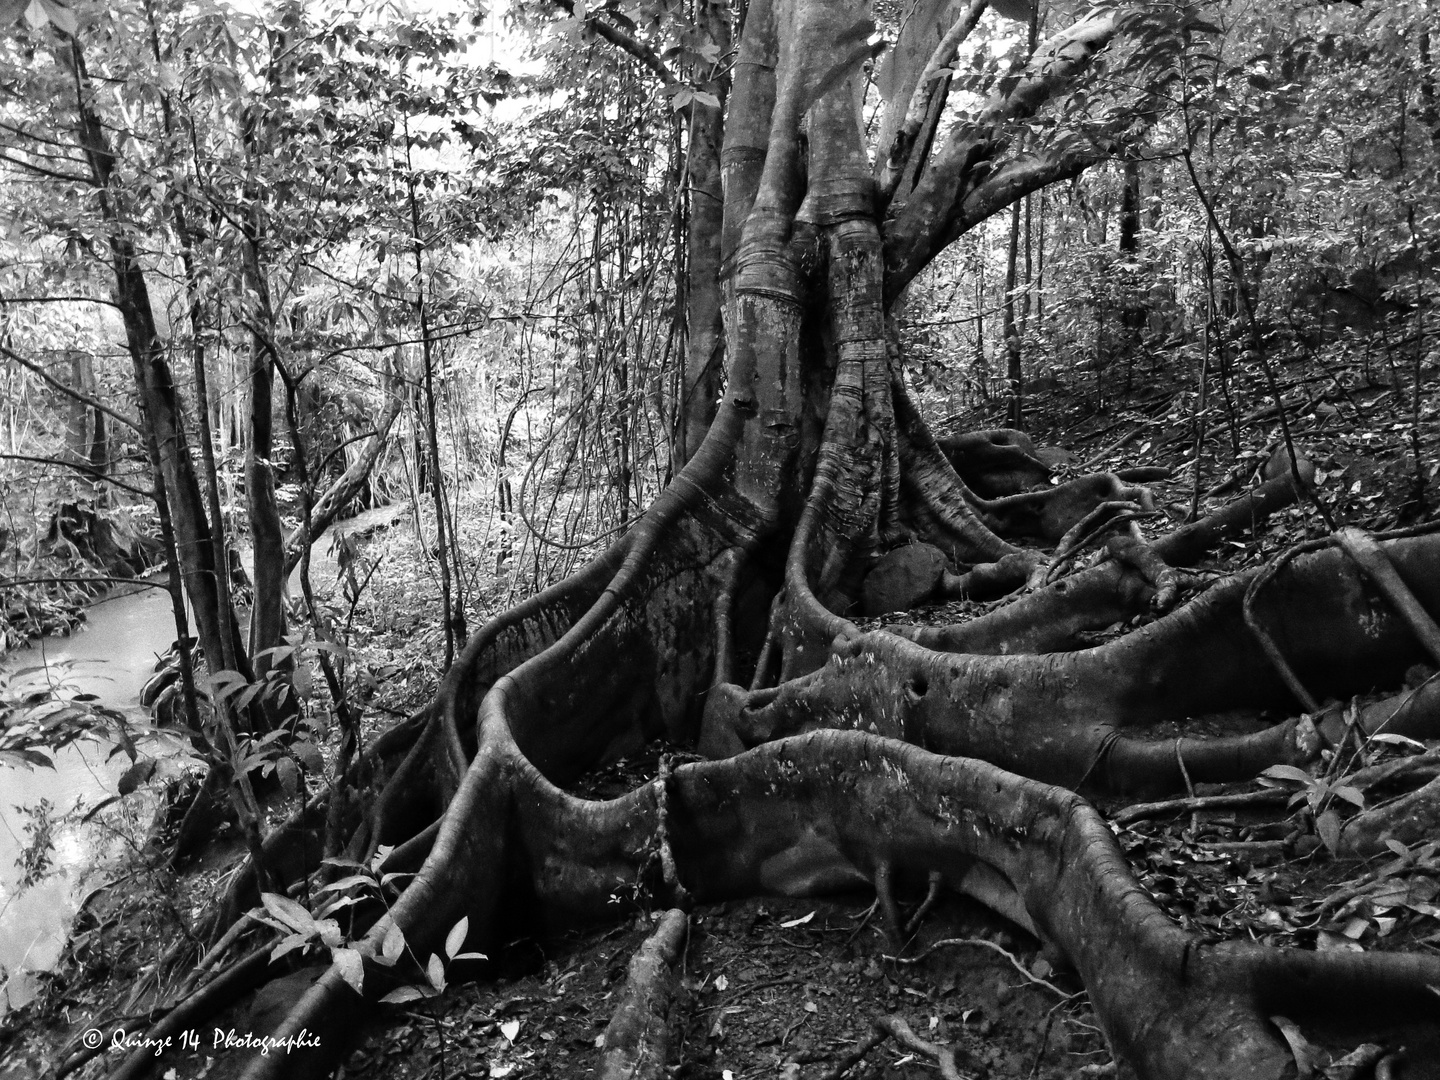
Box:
xmin=59 ymin=33 xmax=243 ymax=680
xmin=403 ymin=119 xmax=462 ymax=665
xmin=142 ymin=0 xmax=240 ymax=679
xmin=674 ymin=6 xmax=729 ymax=469
xmin=1003 ymin=199 xmax=1023 ymax=428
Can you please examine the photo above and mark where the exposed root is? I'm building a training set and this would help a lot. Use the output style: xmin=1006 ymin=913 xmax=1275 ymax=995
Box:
xmin=898 ymin=464 xmax=1311 ymax=656
xmin=816 ymin=1022 xmax=890 ymax=1080
xmin=708 ymin=536 xmax=1438 ymax=792
xmin=598 ymin=909 xmax=689 ymax=1080
xmin=1104 ymin=534 xmax=1195 ymax=613
xmin=978 ymin=473 xmax=1157 ymax=544
xmin=655 ymin=757 xmax=692 ymax=908
xmin=180 ymin=709 xmax=1440 ymax=1080
xmin=904 ymin=870 xmax=944 ymax=935
xmin=872 ymin=859 xmax=904 ymax=947
xmin=1314 ymin=674 xmax=1440 ymax=747
xmin=870 ymin=1013 xmax=976 ymax=1080
xmin=936 ymin=427 xmax=1051 ymax=497
xmin=1335 ymin=527 xmax=1440 ymax=668
xmin=1338 ymin=773 xmax=1440 ymax=858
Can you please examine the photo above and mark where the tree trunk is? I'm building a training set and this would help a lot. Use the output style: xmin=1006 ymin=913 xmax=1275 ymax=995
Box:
xmin=673 ymin=5 xmax=729 ymax=469
xmin=60 ymin=34 xmax=244 ymax=679
xmin=121 ymin=6 xmax=1440 ymax=1080
xmin=1003 ymin=199 xmax=1024 ymax=428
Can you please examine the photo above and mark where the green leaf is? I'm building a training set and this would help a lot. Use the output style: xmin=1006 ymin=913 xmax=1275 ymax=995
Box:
xmin=1330 ymin=785 xmax=1365 ymax=809
xmin=261 ymin=892 xmax=315 ymax=935
xmin=1316 ymin=809 xmax=1343 ymax=853
xmin=426 ymin=953 xmax=445 ymax=992
xmin=270 ymin=933 xmax=313 ymax=963
xmin=1259 ymin=764 xmax=1312 ymax=786
xmin=445 ymin=916 xmax=468 ymax=960
xmin=333 ymin=947 xmax=365 ymax=995
xmin=380 ymin=921 xmax=406 ymax=965
xmin=317 ymin=875 xmax=377 ymax=895
xmin=315 ymin=919 xmax=343 ymax=949
xmin=276 ymin=756 xmax=301 ymax=798
xmin=380 ymin=985 xmax=426 ymax=1004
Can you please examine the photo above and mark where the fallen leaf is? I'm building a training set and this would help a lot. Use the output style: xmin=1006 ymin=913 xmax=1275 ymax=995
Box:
xmin=501 ymin=1019 xmax=521 ymax=1044
xmin=714 ymin=974 xmax=729 ymax=991
xmin=779 ymin=911 xmax=815 ymax=928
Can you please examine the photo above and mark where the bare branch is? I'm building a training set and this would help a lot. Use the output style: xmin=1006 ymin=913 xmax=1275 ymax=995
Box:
xmin=882 ymin=9 xmax=1123 ymax=294
xmin=876 ymin=0 xmax=989 ymax=201
xmin=587 ymin=15 xmax=679 ymax=85
xmin=887 ymin=142 xmax=1104 ymax=299
xmin=0 ymin=341 xmax=144 ymax=432
xmin=0 ymin=452 xmax=153 ymax=498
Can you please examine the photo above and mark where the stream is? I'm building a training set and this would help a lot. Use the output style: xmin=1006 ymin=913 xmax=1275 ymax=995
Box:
xmin=0 ymin=582 xmax=183 ymax=1015
xmin=0 ymin=500 xmax=410 ymax=1015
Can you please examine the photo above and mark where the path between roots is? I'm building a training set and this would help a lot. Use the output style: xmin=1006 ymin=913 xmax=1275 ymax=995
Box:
xmin=336 ymin=894 xmax=1099 ymax=1080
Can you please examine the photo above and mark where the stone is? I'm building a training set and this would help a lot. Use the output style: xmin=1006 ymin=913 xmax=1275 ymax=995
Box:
xmin=861 ymin=543 xmax=947 ymax=616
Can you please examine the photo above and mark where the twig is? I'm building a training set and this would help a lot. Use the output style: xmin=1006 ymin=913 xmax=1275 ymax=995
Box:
xmin=1112 ymin=788 xmax=1288 ymax=826
xmin=1175 ymin=739 xmax=1198 ymax=833
xmin=887 ymin=937 xmax=1069 ymax=997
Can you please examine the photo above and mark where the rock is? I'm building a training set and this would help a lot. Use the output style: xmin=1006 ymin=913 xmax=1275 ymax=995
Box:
xmin=861 ymin=543 xmax=946 ymax=617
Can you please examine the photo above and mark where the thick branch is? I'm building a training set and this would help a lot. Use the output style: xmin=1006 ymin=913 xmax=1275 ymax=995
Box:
xmin=281 ymin=394 xmax=403 ymax=575
xmin=883 ymin=10 xmax=1122 ymax=298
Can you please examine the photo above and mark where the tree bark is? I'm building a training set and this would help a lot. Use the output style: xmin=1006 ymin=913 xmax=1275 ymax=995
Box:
xmin=113 ymin=6 xmax=1440 ymax=1079
xmin=60 ymin=33 xmax=244 ymax=678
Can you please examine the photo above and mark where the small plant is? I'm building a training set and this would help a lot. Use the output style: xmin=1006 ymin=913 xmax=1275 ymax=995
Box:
xmin=250 ymin=862 xmax=482 ymax=1080
xmin=0 ymin=665 xmax=131 ymax=770
xmin=14 ymin=797 xmax=58 ymax=888
xmin=1260 ymin=763 xmax=1366 ymax=852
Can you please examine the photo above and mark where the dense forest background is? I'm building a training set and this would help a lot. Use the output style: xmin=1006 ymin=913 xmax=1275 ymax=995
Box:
xmin=2 ymin=0 xmax=1439 ymax=1077
xmin=2 ymin=0 xmax=1433 ymax=657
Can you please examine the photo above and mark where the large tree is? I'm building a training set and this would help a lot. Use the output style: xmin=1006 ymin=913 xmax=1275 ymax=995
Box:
xmin=91 ymin=0 xmax=1440 ymax=1077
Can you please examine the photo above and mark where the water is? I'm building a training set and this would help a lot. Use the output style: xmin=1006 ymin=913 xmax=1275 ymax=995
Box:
xmin=0 ymin=582 xmax=185 ymax=1014
xmin=0 ymin=503 xmax=409 ymax=1013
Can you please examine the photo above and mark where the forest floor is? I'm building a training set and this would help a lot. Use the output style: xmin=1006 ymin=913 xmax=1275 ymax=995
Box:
xmin=3 ymin=337 xmax=1439 ymax=1080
